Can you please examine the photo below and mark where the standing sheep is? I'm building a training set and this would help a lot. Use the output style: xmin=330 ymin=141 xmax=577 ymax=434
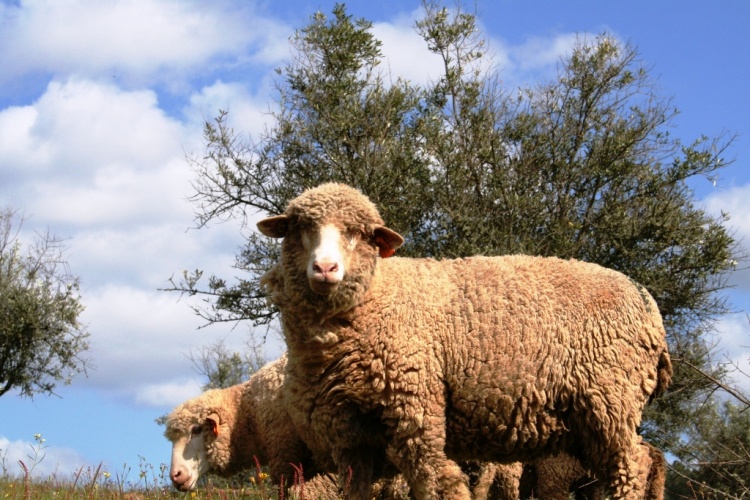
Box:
xmin=164 ymin=354 xmax=331 ymax=494
xmin=257 ymin=183 xmax=672 ymax=499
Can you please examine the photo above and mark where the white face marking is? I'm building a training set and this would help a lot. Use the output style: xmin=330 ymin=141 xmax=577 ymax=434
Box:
xmin=169 ymin=426 xmax=211 ymax=491
xmin=305 ymin=224 xmax=358 ymax=292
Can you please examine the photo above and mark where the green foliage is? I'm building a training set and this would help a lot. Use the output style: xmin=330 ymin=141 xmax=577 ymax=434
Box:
xmin=170 ymin=1 xmax=746 ymax=494
xmin=188 ymin=337 xmax=268 ymax=391
xmin=0 ymin=208 xmax=90 ymax=398
xmin=173 ymin=3 xmax=433 ymax=328
xmin=666 ymin=399 xmax=750 ymax=498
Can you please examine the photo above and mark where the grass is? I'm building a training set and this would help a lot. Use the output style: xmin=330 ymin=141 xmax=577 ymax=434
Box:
xmin=0 ymin=463 xmax=279 ymax=499
xmin=0 ymin=435 xmax=281 ymax=499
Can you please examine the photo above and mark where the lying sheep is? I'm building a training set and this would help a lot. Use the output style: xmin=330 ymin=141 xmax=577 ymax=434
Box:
xmin=258 ymin=183 xmax=672 ymax=499
xmin=164 ymin=354 xmax=330 ymax=494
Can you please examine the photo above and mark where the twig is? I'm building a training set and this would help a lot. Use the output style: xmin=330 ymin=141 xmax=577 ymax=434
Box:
xmin=678 ymin=357 xmax=750 ymax=409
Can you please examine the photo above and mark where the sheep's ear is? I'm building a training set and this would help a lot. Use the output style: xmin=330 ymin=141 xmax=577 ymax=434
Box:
xmin=373 ymin=226 xmax=404 ymax=258
xmin=205 ymin=413 xmax=221 ymax=438
xmin=257 ymin=215 xmax=289 ymax=238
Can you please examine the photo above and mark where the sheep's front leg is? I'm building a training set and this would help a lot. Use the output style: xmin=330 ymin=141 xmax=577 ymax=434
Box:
xmin=334 ymin=445 xmax=375 ymax=500
xmin=385 ymin=406 xmax=471 ymax=499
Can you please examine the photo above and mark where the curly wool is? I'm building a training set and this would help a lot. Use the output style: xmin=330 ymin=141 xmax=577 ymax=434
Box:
xmin=524 ymin=439 xmax=666 ymax=500
xmin=164 ymin=354 xmax=318 ymax=484
xmin=164 ymin=353 xmax=409 ymax=497
xmin=260 ymin=183 xmax=672 ymax=499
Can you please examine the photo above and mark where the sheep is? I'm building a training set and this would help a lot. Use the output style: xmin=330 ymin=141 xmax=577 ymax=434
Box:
xmin=257 ymin=182 xmax=672 ymax=499
xmin=164 ymin=353 xmax=410 ymax=499
xmin=164 ymin=354 xmax=331 ymax=494
xmin=466 ymin=462 xmax=524 ymax=500
xmin=521 ymin=438 xmax=667 ymax=499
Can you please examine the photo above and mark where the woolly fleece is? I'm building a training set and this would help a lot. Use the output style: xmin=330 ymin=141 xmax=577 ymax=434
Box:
xmin=164 ymin=354 xmax=319 ymax=487
xmin=259 ymin=183 xmax=672 ymax=499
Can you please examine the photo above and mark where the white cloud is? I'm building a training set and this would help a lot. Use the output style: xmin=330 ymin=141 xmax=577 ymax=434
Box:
xmin=185 ymin=80 xmax=276 ymax=143
xmin=0 ymin=0 xmax=289 ymax=88
xmin=373 ymin=14 xmax=444 ymax=86
xmin=703 ymin=183 xmax=750 ymax=290
xmin=703 ymin=184 xmax=750 ymax=240
xmin=80 ymin=285 xmax=228 ymax=387
xmin=0 ymin=60 xmax=281 ymax=412
xmin=135 ymin=378 xmax=203 ymax=408
xmin=0 ymin=78 xmax=187 ymax=221
xmin=0 ymin=436 xmax=91 ymax=479
xmin=78 ymin=283 xmax=284 ymax=407
xmin=371 ymin=10 xmax=585 ymax=92
xmin=0 ymin=105 xmax=52 ymax=172
xmin=509 ymin=33 xmax=579 ymax=73
xmin=713 ymin=312 xmax=750 ymax=398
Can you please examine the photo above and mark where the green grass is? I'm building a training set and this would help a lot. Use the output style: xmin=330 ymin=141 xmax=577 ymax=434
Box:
xmin=0 ymin=465 xmax=279 ymax=499
xmin=0 ymin=435 xmax=281 ymax=499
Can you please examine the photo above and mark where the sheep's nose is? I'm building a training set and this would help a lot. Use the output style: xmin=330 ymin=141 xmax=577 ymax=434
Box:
xmin=170 ymin=467 xmax=189 ymax=487
xmin=313 ymin=261 xmax=339 ymax=274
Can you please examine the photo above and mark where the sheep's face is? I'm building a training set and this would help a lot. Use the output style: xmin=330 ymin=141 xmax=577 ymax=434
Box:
xmin=257 ymin=183 xmax=404 ymax=307
xmin=166 ymin=415 xmax=219 ymax=491
xmin=303 ymin=222 xmax=359 ymax=294
xmin=259 ymin=216 xmax=403 ymax=297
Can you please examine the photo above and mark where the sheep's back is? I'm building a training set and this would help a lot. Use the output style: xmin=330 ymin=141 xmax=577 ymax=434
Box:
xmin=361 ymin=254 xmax=667 ymax=458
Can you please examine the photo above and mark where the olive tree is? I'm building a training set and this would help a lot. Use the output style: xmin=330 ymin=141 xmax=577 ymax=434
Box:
xmin=0 ymin=208 xmax=90 ymax=398
xmin=168 ymin=0 xmax=745 ymax=486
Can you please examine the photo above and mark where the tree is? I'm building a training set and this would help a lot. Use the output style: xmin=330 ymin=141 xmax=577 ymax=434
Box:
xmin=169 ymin=3 xmax=433 ymax=330
xmin=187 ymin=337 xmax=267 ymax=391
xmin=414 ymin=6 xmax=742 ymax=447
xmin=0 ymin=208 xmax=90 ymax=398
xmin=666 ymin=398 xmax=750 ymax=498
xmin=169 ymin=0 xmax=745 ymax=490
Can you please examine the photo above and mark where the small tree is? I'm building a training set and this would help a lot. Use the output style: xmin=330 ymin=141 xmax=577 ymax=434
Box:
xmin=0 ymin=208 xmax=90 ymax=398
xmin=187 ymin=337 xmax=267 ymax=391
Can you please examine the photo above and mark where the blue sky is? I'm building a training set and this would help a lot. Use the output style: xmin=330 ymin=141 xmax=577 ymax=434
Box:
xmin=1 ymin=0 xmax=749 ymax=484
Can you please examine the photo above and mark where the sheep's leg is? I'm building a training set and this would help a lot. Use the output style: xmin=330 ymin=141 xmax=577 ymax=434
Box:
xmin=334 ymin=445 xmax=374 ymax=500
xmin=385 ymin=411 xmax=471 ymax=500
xmin=577 ymin=395 xmax=647 ymax=500
xmin=643 ymin=441 xmax=667 ymax=500
xmin=604 ymin=438 xmax=649 ymax=499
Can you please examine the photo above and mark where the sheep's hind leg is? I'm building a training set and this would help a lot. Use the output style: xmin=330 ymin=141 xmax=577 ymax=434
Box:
xmin=604 ymin=438 xmax=649 ymax=500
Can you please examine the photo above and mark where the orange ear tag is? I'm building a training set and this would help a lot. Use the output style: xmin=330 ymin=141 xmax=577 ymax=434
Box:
xmin=375 ymin=236 xmax=396 ymax=258
xmin=211 ymin=421 xmax=220 ymax=437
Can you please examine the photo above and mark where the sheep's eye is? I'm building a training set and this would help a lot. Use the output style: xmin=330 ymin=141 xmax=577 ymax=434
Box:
xmin=344 ymin=229 xmax=360 ymax=244
xmin=190 ymin=425 xmax=203 ymax=436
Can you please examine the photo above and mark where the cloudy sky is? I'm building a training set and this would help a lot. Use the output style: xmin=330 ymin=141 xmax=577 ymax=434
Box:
xmin=1 ymin=0 xmax=749 ymax=484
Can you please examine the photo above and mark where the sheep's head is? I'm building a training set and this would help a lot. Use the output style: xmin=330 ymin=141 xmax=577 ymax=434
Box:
xmin=164 ymin=411 xmax=222 ymax=491
xmin=164 ymin=396 xmax=231 ymax=491
xmin=258 ymin=183 xmax=403 ymax=300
